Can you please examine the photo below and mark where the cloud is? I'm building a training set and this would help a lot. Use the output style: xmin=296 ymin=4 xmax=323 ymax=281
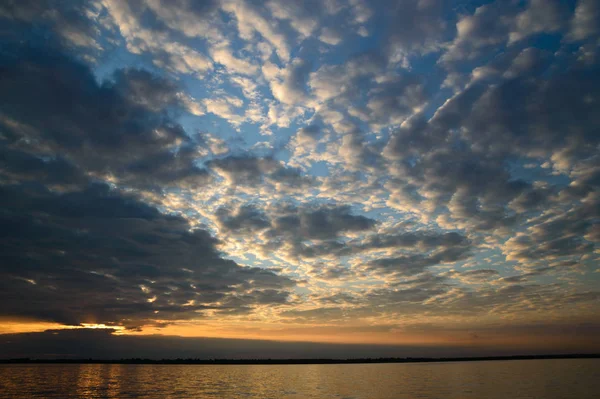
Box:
xmin=215 ymin=204 xmax=271 ymax=234
xmin=309 ymin=53 xmax=385 ymax=104
xmin=295 ymin=125 xmax=322 ymax=144
xmin=384 ymin=0 xmax=448 ymax=57
xmin=265 ymin=204 xmax=377 ymax=241
xmin=262 ymin=206 xmax=376 ymax=258
xmin=0 ymin=0 xmax=101 ymax=50
xmin=142 ymin=0 xmax=223 ymax=39
xmin=203 ymin=95 xmax=248 ymax=127
xmin=509 ymin=0 xmax=567 ymax=44
xmin=442 ymin=2 xmax=514 ymax=64
xmin=359 ymin=72 xmax=428 ymax=129
xmin=319 ymin=26 xmax=343 ymax=45
xmin=208 ymin=155 xmax=310 ymax=188
xmin=349 ymin=0 xmax=372 ymax=25
xmin=1 ymin=0 xmax=599 ymax=354
xmin=269 ymin=59 xmax=313 ymax=105
xmin=266 ymin=0 xmax=322 ymax=38
xmin=112 ymin=68 xmax=188 ymax=112
xmin=210 ymin=46 xmax=258 ymax=75
xmin=221 ymin=0 xmax=291 ymax=62
xmin=355 ymin=231 xmax=469 ymax=253
xmin=217 ymin=204 xmax=380 ymax=260
xmin=447 ymin=269 xmax=500 ymax=284
xmin=102 ymin=0 xmax=214 ymax=75
xmin=0 ymin=41 xmax=209 ymax=190
xmin=0 ymin=30 xmax=296 ymax=330
xmin=307 ymin=263 xmax=355 ymax=281
xmin=503 ymin=199 xmax=598 ymax=264
xmin=0 ymin=183 xmax=295 ymax=328
xmin=384 ymin=51 xmax=600 ymax=235
xmin=364 ymin=255 xmax=446 ymax=278
xmin=443 ymin=0 xmax=575 ymax=65
xmin=568 ymin=0 xmax=600 ymax=41
xmin=349 ymin=230 xmax=472 ymax=279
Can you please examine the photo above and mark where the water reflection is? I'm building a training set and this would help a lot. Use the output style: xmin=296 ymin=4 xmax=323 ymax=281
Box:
xmin=0 ymin=359 xmax=599 ymax=398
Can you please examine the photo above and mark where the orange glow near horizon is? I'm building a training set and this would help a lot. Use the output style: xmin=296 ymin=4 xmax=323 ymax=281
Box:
xmin=3 ymin=317 xmax=600 ymax=355
xmin=0 ymin=320 xmax=126 ymax=335
xmin=0 ymin=321 xmax=68 ymax=335
xmin=117 ymin=319 xmax=600 ymax=351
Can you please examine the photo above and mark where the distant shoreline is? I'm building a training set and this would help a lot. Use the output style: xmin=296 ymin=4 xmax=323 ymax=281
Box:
xmin=1 ymin=354 xmax=598 ymax=365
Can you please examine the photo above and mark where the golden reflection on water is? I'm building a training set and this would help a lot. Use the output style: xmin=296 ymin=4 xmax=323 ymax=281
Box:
xmin=1 ymin=359 xmax=599 ymax=398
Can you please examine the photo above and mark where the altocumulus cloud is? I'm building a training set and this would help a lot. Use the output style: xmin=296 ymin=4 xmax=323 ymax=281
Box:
xmin=0 ymin=0 xmax=599 ymax=353
xmin=0 ymin=30 xmax=294 ymax=330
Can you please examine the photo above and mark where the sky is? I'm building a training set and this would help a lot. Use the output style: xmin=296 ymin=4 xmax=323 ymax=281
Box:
xmin=0 ymin=0 xmax=599 ymax=359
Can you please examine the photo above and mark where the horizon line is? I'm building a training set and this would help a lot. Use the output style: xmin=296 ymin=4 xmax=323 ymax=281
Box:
xmin=3 ymin=354 xmax=599 ymax=365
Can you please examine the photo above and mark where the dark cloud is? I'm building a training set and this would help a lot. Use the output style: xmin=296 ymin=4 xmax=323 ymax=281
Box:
xmin=386 ymin=138 xmax=527 ymax=231
xmin=0 ymin=148 xmax=88 ymax=188
xmin=446 ymin=269 xmax=500 ymax=283
xmin=294 ymin=230 xmax=474 ymax=279
xmin=270 ymin=59 xmax=313 ymax=104
xmin=500 ymin=266 xmax=555 ymax=284
xmin=144 ymin=0 xmax=222 ymax=29
xmin=442 ymin=0 xmax=567 ymax=64
xmin=384 ymin=47 xmax=600 ymax=236
xmin=0 ymin=33 xmax=295 ymax=329
xmin=293 ymin=240 xmax=350 ymax=259
xmin=307 ymin=263 xmax=354 ymax=281
xmin=458 ymin=66 xmax=600 ymax=161
xmin=423 ymin=282 xmax=600 ymax=318
xmin=266 ymin=0 xmax=338 ymax=38
xmin=0 ymin=182 xmax=295 ymax=328
xmin=297 ymin=124 xmax=321 ymax=139
xmin=111 ymin=68 xmax=181 ymax=112
xmin=364 ymin=256 xmax=433 ymax=277
xmin=309 ymin=52 xmax=387 ymax=104
xmin=208 ymin=155 xmax=310 ymax=188
xmin=568 ymin=0 xmax=600 ymax=41
xmin=270 ymin=205 xmax=376 ymax=240
xmin=362 ymin=74 xmax=428 ymax=128
xmin=212 ymin=203 xmax=381 ymax=261
xmin=259 ymin=204 xmax=377 ymax=258
xmin=384 ymin=0 xmax=450 ymax=56
xmin=215 ymin=204 xmax=271 ymax=234
xmin=416 ymin=41 xmax=600 ymax=237
xmin=0 ymin=39 xmax=209 ymax=191
xmin=441 ymin=1 xmax=515 ymax=63
xmin=504 ymin=197 xmax=599 ymax=263
xmin=0 ymin=0 xmax=100 ymax=49
xmin=363 ymin=245 xmax=471 ymax=278
xmin=356 ymin=231 xmax=468 ymax=252
xmin=366 ymin=279 xmax=447 ymax=307
xmin=257 ymin=217 xmax=472 ymax=277
xmin=358 ymin=271 xmax=600 ymax=323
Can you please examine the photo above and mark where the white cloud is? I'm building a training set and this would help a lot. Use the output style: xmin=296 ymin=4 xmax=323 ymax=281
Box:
xmin=210 ymin=46 xmax=258 ymax=75
xmin=221 ymin=0 xmax=291 ymax=62
xmin=203 ymin=95 xmax=246 ymax=126
xmin=102 ymin=0 xmax=213 ymax=75
xmin=319 ymin=27 xmax=343 ymax=45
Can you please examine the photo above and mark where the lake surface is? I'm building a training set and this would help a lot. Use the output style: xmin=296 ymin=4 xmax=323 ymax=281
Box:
xmin=0 ymin=359 xmax=598 ymax=398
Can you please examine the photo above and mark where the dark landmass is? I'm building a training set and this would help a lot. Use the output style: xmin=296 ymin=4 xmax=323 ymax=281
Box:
xmin=1 ymin=354 xmax=598 ymax=365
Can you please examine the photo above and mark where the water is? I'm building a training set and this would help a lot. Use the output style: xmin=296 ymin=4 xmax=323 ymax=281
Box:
xmin=0 ymin=359 xmax=598 ymax=398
